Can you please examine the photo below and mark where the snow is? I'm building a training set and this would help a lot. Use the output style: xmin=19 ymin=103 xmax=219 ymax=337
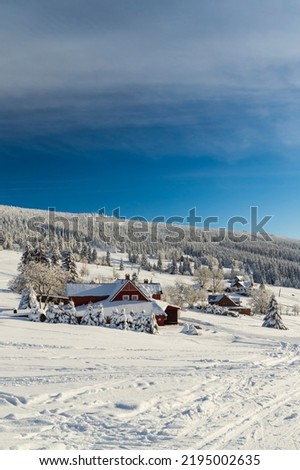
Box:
xmin=66 ymin=282 xmax=122 ymax=298
xmin=1 ymin=250 xmax=300 ymax=450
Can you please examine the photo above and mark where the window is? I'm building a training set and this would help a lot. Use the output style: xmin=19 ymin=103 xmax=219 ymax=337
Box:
xmin=131 ymin=295 xmax=139 ymax=301
xmin=122 ymin=295 xmax=130 ymax=301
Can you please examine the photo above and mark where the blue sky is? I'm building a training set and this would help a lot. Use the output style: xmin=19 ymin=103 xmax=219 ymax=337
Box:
xmin=1 ymin=0 xmax=300 ymax=238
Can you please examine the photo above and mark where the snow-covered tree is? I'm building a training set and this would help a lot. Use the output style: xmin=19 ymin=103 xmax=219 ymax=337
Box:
xmin=91 ymin=248 xmax=98 ymax=264
xmin=80 ymin=263 xmax=90 ymax=278
xmin=50 ymin=246 xmax=61 ymax=266
xmin=20 ymin=241 xmax=34 ymax=267
xmin=210 ymin=265 xmax=224 ymax=293
xmin=169 ymin=256 xmax=178 ymax=274
xmin=31 ymin=243 xmax=49 ymax=265
xmin=110 ymin=308 xmax=133 ymax=330
xmin=197 ymin=266 xmax=211 ymax=289
xmin=181 ymin=323 xmax=199 ymax=335
xmin=132 ymin=310 xmax=159 ymax=334
xmin=81 ymin=303 xmax=106 ymax=326
xmin=180 ymin=257 xmax=192 ymax=275
xmin=251 ymin=283 xmax=271 ymax=315
xmin=163 ymin=281 xmax=201 ymax=308
xmin=140 ymin=253 xmax=149 ymax=270
xmin=46 ymin=302 xmax=77 ymax=324
xmin=64 ymin=300 xmax=78 ymax=325
xmin=106 ymin=250 xmax=111 ymax=267
xmin=18 ymin=286 xmax=37 ymax=310
xmin=28 ymin=304 xmax=44 ymax=322
xmin=157 ymin=253 xmax=163 ymax=272
xmin=62 ymin=251 xmax=79 ymax=283
xmin=262 ymin=295 xmax=288 ymax=330
xmin=9 ymin=262 xmax=68 ymax=308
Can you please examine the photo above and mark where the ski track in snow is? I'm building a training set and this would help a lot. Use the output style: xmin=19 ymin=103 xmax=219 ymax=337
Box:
xmin=0 ymin=251 xmax=300 ymax=449
xmin=1 ymin=330 xmax=300 ymax=450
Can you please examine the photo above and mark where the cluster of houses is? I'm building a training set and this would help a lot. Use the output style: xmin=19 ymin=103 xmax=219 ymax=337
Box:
xmin=208 ymin=275 xmax=252 ymax=315
xmin=29 ymin=273 xmax=253 ymax=326
xmin=63 ymin=274 xmax=252 ymax=324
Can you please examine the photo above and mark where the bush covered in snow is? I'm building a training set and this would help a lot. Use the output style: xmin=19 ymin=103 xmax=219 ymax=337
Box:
xmin=202 ymin=305 xmax=239 ymax=317
xmin=181 ymin=322 xmax=199 ymax=335
xmin=28 ymin=299 xmax=160 ymax=334
xmin=108 ymin=308 xmax=159 ymax=334
xmin=110 ymin=308 xmax=133 ymax=330
xmin=81 ymin=303 xmax=106 ymax=326
xmin=18 ymin=286 xmax=37 ymax=310
xmin=28 ymin=304 xmax=45 ymax=322
xmin=131 ymin=310 xmax=159 ymax=334
xmin=46 ymin=302 xmax=77 ymax=324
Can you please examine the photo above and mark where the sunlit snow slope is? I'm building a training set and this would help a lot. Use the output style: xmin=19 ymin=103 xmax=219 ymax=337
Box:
xmin=0 ymin=250 xmax=299 ymax=450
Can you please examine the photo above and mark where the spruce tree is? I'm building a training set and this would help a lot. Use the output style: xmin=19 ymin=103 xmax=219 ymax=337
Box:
xmin=50 ymin=246 xmax=61 ymax=266
xmin=62 ymin=251 xmax=79 ymax=283
xmin=157 ymin=253 xmax=163 ymax=272
xmin=106 ymin=250 xmax=111 ymax=266
xmin=141 ymin=253 xmax=148 ymax=269
xmin=262 ymin=295 xmax=288 ymax=330
xmin=31 ymin=243 xmax=49 ymax=265
xmin=20 ymin=241 xmax=34 ymax=268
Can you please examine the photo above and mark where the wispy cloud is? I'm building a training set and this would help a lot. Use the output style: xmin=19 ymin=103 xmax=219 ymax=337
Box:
xmin=2 ymin=1 xmax=300 ymax=162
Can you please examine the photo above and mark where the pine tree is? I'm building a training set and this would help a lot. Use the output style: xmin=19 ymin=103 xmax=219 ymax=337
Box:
xmin=119 ymin=258 xmax=124 ymax=271
xmin=20 ymin=242 xmax=34 ymax=267
xmin=262 ymin=295 xmax=288 ymax=330
xmin=87 ymin=246 xmax=92 ymax=264
xmin=157 ymin=253 xmax=163 ymax=272
xmin=50 ymin=246 xmax=61 ymax=266
xmin=132 ymin=311 xmax=159 ymax=334
xmin=64 ymin=300 xmax=78 ymax=324
xmin=141 ymin=253 xmax=149 ymax=269
xmin=18 ymin=286 xmax=37 ymax=310
xmin=31 ymin=243 xmax=49 ymax=265
xmin=106 ymin=250 xmax=111 ymax=266
xmin=62 ymin=251 xmax=79 ymax=283
xmin=28 ymin=303 xmax=44 ymax=322
xmin=110 ymin=308 xmax=133 ymax=330
xmin=80 ymin=243 xmax=88 ymax=262
xmin=46 ymin=302 xmax=77 ymax=324
xmin=91 ymin=248 xmax=98 ymax=264
xmin=169 ymin=256 xmax=178 ymax=274
xmin=81 ymin=303 xmax=106 ymax=326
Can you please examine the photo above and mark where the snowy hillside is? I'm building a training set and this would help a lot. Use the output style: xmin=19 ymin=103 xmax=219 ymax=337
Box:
xmin=0 ymin=250 xmax=300 ymax=450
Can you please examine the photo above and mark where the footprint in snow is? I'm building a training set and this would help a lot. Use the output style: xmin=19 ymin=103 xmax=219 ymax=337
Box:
xmin=284 ymin=413 xmax=298 ymax=420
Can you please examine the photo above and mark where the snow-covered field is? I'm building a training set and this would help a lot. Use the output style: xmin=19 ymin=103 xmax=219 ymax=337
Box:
xmin=0 ymin=250 xmax=300 ymax=450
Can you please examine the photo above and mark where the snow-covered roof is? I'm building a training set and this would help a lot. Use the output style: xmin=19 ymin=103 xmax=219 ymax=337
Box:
xmin=109 ymin=279 xmax=150 ymax=301
xmin=208 ymin=294 xmax=223 ymax=303
xmin=66 ymin=281 xmax=124 ymax=298
xmin=230 ymin=278 xmax=251 ymax=289
xmin=139 ymin=283 xmax=162 ymax=297
xmin=209 ymin=293 xmax=241 ymax=305
xmin=154 ymin=299 xmax=180 ymax=311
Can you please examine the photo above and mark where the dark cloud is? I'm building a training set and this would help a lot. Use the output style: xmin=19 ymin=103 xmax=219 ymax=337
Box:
xmin=2 ymin=0 xmax=300 ymax=94
xmin=1 ymin=0 xmax=300 ymax=161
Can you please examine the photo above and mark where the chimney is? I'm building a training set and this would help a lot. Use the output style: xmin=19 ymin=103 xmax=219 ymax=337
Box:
xmin=125 ymin=274 xmax=130 ymax=280
xmin=144 ymin=279 xmax=149 ymax=284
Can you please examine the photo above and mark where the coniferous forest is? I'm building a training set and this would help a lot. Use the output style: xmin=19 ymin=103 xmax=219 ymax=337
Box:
xmin=1 ymin=204 xmax=300 ymax=288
